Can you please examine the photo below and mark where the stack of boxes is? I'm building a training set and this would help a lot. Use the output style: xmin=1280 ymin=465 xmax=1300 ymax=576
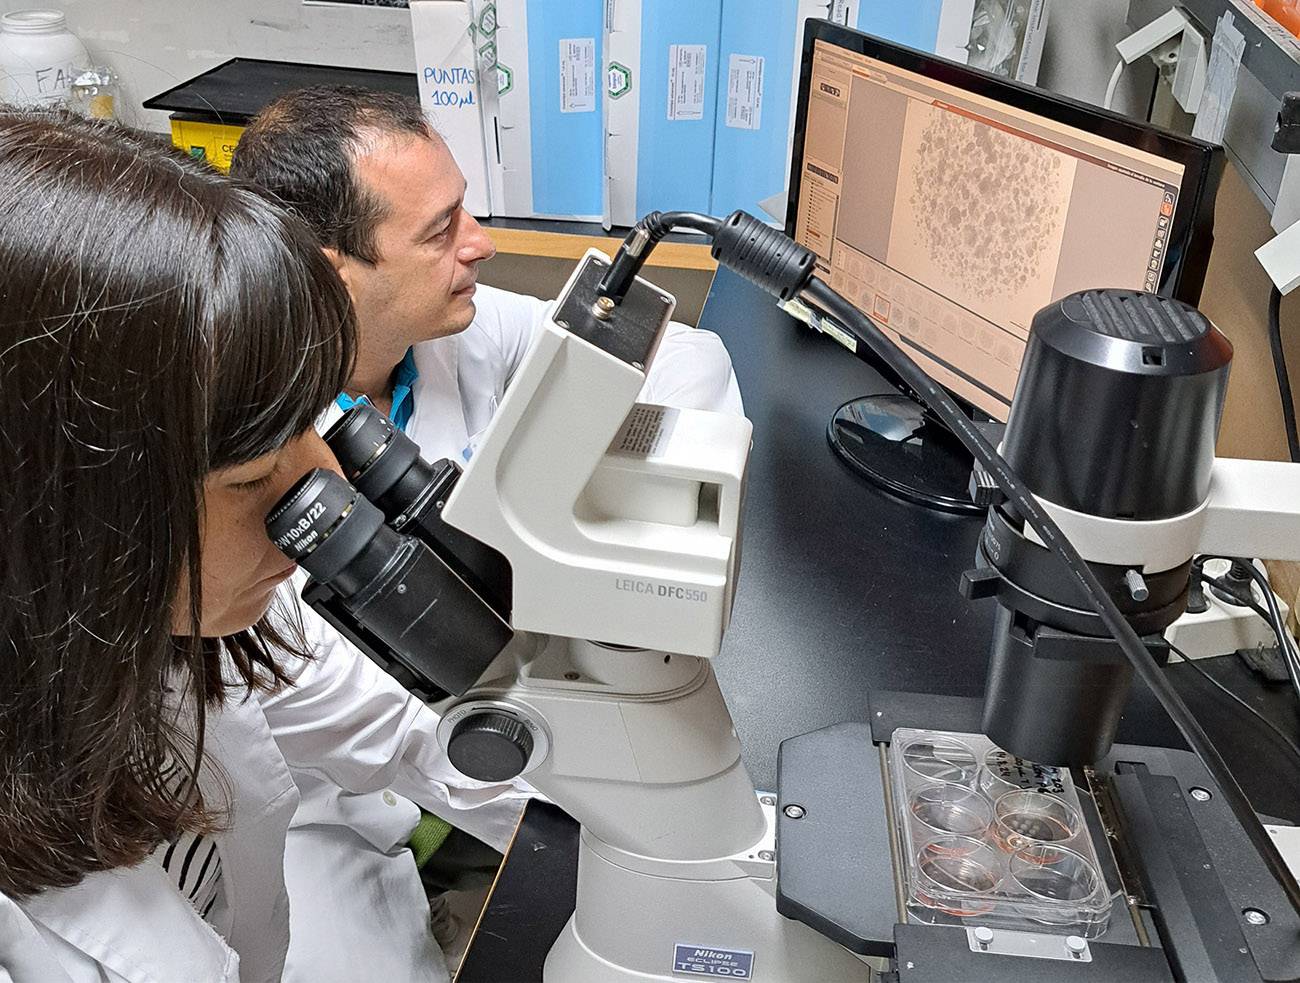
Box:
xmin=411 ymin=0 xmax=1049 ymax=227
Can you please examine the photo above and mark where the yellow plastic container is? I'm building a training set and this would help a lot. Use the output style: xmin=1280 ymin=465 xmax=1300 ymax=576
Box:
xmin=168 ymin=116 xmax=245 ymax=172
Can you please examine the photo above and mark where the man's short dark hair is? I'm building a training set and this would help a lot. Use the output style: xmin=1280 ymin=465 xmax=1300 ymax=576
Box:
xmin=231 ymin=85 xmax=432 ymax=264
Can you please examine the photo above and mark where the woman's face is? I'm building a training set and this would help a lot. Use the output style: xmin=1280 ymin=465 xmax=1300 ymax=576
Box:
xmin=175 ymin=430 xmax=342 ymax=637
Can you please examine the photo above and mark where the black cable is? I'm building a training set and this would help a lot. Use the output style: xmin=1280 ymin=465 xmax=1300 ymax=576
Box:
xmin=1195 ymin=563 xmax=1291 ymax=653
xmin=1169 ymin=641 xmax=1300 ymax=764
xmin=1212 ymin=578 xmax=1275 ymax=625
xmin=1268 ymin=285 xmax=1300 ymax=464
xmin=1206 ymin=560 xmax=1300 ymax=692
xmin=1193 ymin=559 xmax=1286 ymax=644
xmin=596 ymin=211 xmax=722 ymax=303
xmin=802 ymin=276 xmax=1300 ymax=923
xmin=1145 ymin=71 xmax=1159 ymax=122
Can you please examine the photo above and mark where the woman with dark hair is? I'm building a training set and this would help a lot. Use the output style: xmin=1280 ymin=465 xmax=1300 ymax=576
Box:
xmin=0 ymin=111 xmax=451 ymax=981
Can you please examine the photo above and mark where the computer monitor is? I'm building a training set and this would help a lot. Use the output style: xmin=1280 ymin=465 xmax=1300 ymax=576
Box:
xmin=788 ymin=20 xmax=1223 ymax=513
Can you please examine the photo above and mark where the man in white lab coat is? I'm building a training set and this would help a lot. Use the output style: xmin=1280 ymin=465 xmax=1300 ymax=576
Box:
xmin=231 ymin=85 xmax=743 ymax=980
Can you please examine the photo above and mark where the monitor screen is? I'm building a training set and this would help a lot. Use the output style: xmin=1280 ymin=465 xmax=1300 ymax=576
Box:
xmin=791 ymin=31 xmax=1215 ymax=422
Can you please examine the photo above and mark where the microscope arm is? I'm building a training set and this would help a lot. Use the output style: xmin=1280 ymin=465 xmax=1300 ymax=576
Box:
xmin=1201 ymin=457 xmax=1300 ymax=561
xmin=1028 ymin=457 xmax=1300 ymax=572
xmin=442 ymin=249 xmax=750 ymax=659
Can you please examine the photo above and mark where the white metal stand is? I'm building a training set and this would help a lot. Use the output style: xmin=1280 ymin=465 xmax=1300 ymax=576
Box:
xmin=449 ymin=637 xmax=869 ymax=982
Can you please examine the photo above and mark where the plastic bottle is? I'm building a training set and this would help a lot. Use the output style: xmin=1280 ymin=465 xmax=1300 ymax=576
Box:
xmin=0 ymin=10 xmax=90 ymax=107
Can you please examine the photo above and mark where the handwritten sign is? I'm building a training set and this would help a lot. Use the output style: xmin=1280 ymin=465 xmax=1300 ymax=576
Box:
xmin=423 ymin=65 xmax=476 ymax=109
xmin=36 ymin=65 xmax=79 ymax=97
xmin=411 ymin=0 xmax=492 ymax=216
xmin=0 ymin=60 xmax=84 ymax=106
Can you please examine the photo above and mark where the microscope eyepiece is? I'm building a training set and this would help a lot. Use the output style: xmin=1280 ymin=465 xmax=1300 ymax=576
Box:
xmin=265 ymin=465 xmax=512 ymax=696
xmin=266 ymin=468 xmax=396 ymax=598
xmin=325 ymin=404 xmax=513 ymax=619
xmin=325 ymin=405 xmax=437 ymax=521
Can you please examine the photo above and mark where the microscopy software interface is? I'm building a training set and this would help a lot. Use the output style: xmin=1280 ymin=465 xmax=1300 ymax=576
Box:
xmin=795 ymin=40 xmax=1185 ymax=420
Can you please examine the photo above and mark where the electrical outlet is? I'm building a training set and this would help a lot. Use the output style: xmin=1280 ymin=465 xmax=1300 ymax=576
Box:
xmin=1165 ymin=560 xmax=1290 ymax=661
xmin=1116 ymin=8 xmax=1190 ymax=64
xmin=1151 ymin=35 xmax=1182 ymax=71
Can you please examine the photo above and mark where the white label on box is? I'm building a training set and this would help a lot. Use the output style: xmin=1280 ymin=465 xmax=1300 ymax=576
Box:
xmin=725 ymin=53 xmax=764 ymax=130
xmin=667 ymin=44 xmax=707 ymax=121
xmin=560 ymin=37 xmax=597 ymax=113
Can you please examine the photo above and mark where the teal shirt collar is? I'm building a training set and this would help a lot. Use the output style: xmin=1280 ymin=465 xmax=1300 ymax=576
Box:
xmin=335 ymin=347 xmax=419 ymax=431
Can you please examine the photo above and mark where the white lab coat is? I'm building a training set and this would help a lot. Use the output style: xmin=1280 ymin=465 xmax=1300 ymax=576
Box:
xmin=277 ymin=285 xmax=744 ymax=980
xmin=0 ymin=638 xmax=423 ymax=983
xmin=0 ymin=610 xmax=527 ymax=983
xmin=401 ymin=284 xmax=744 ymax=462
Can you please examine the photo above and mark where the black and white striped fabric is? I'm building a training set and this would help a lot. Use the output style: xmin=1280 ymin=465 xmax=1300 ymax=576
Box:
xmin=152 ymin=759 xmax=223 ymax=921
xmin=159 ymin=829 xmax=223 ymax=920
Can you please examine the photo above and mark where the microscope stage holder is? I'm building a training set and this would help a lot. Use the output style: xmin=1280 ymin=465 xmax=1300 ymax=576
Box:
xmin=773 ymin=692 xmax=1300 ymax=982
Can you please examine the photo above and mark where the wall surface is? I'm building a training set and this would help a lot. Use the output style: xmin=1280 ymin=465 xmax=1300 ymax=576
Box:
xmin=1194 ymin=161 xmax=1300 ymax=615
xmin=1199 ymin=164 xmax=1294 ymax=462
xmin=1 ymin=0 xmax=417 ymax=130
xmin=1038 ymin=0 xmax=1156 ymax=115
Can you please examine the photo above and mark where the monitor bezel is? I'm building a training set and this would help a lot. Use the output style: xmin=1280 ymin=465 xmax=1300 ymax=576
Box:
xmin=786 ymin=18 xmax=1225 ymax=307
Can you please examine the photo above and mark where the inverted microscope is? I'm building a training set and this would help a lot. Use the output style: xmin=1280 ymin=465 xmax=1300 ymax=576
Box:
xmin=268 ymin=210 xmax=1300 ymax=982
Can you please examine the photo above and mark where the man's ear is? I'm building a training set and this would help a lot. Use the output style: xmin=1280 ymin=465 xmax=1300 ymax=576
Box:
xmin=322 ymin=246 xmax=351 ymax=290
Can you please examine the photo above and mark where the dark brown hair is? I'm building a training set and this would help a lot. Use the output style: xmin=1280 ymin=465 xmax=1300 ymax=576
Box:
xmin=229 ymin=85 xmax=432 ymax=264
xmin=0 ymin=111 xmax=355 ymax=896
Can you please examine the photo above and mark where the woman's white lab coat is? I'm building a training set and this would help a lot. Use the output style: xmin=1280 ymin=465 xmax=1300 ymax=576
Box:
xmin=0 ymin=630 xmax=463 ymax=983
xmin=277 ymin=285 xmax=746 ymax=980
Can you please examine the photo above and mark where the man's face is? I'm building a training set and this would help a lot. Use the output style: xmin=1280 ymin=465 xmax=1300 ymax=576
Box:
xmin=342 ymin=133 xmax=496 ymax=352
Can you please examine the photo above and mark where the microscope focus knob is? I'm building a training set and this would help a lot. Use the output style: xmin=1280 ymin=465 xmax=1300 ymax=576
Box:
xmin=448 ymin=712 xmax=534 ymax=782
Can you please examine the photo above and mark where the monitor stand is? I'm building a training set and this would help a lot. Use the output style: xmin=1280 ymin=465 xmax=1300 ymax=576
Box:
xmin=827 ymin=393 xmax=997 ymax=516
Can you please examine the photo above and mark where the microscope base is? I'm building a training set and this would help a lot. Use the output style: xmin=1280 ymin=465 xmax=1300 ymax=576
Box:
xmin=543 ymin=823 xmax=869 ymax=982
